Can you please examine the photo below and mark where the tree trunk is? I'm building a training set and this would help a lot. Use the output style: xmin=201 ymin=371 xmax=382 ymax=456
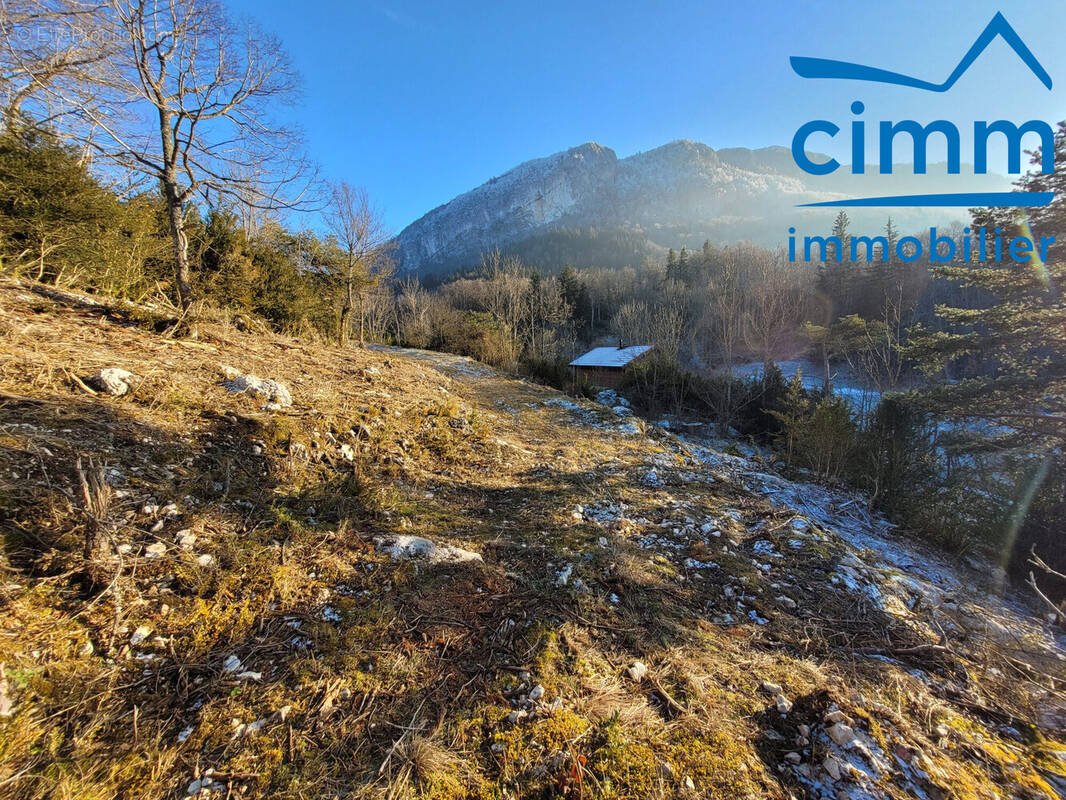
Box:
xmin=162 ymin=179 xmax=194 ymax=313
xmin=358 ymin=293 xmax=365 ymax=346
xmin=822 ymin=345 xmax=832 ymax=395
xmin=339 ymin=304 xmax=351 ymax=345
xmin=340 ymin=265 xmax=354 ymax=345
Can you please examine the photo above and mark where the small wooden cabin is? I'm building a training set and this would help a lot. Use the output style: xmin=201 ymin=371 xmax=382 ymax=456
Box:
xmin=569 ymin=344 xmax=653 ymax=390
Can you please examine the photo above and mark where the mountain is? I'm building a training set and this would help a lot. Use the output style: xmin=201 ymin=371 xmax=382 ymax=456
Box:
xmin=393 ymin=140 xmax=1011 ymax=275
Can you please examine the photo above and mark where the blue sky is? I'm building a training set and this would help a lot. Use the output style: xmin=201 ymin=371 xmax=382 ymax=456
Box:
xmin=225 ymin=0 xmax=1066 ymax=232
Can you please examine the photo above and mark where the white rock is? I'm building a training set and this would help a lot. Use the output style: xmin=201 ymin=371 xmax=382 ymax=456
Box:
xmin=528 ymin=684 xmax=545 ymax=701
xmin=374 ymin=535 xmax=482 ymax=565
xmin=827 ymin=722 xmax=858 ymax=748
xmin=86 ymin=368 xmax=134 ymax=396
xmin=760 ymin=681 xmax=783 ymax=695
xmin=555 ymin=564 xmax=573 ymax=587
xmin=177 ymin=726 xmax=194 ymax=743
xmin=776 ymin=693 xmax=794 ymax=714
xmin=187 ymin=777 xmax=223 ymax=796
xmin=130 ymin=625 xmax=152 ymax=646
xmin=222 ymin=369 xmax=292 ymax=409
xmin=222 ymin=655 xmax=242 ymax=673
xmin=785 ymin=752 xmax=802 ymax=764
xmin=776 ymin=595 xmax=797 ymax=610
xmin=196 ymin=553 xmax=215 ymax=568
xmin=145 ymin=542 xmax=167 ymax=559
xmin=177 ymin=530 xmax=197 ymax=549
xmin=627 ymin=661 xmax=648 ymax=682
xmin=236 ymin=671 xmax=262 ymax=681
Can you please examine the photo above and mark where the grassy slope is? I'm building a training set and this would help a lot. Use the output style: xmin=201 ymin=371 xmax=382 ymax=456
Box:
xmin=0 ymin=280 xmax=1063 ymax=800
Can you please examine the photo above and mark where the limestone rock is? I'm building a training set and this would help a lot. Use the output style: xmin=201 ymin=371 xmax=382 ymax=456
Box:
xmin=220 ymin=366 xmax=292 ymax=410
xmin=374 ymin=535 xmax=482 ymax=565
xmin=86 ymin=368 xmax=135 ymax=396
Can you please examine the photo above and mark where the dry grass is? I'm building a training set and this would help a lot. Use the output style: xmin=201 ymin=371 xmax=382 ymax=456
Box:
xmin=0 ymin=278 xmax=1063 ymax=800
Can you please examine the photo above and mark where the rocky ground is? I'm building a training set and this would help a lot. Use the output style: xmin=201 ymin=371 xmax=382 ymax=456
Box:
xmin=0 ymin=279 xmax=1063 ymax=800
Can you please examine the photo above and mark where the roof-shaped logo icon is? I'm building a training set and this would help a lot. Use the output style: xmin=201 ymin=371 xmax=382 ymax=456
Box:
xmin=791 ymin=12 xmax=1052 ymax=92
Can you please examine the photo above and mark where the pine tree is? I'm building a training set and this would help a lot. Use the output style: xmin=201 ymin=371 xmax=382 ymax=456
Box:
xmin=678 ymin=246 xmax=690 ymax=284
xmin=882 ymin=217 xmax=898 ymax=264
xmin=904 ymin=198 xmax=1065 ymax=447
xmin=903 ymin=128 xmax=1061 ymax=597
xmin=0 ymin=123 xmax=119 ymax=284
xmin=830 ymin=210 xmax=851 ymax=262
xmin=903 ymin=124 xmax=1066 ymax=588
xmin=768 ymin=370 xmax=811 ymax=466
xmin=820 ymin=210 xmax=853 ymax=315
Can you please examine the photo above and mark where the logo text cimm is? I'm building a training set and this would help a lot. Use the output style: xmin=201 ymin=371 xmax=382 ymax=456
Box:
xmin=785 ymin=11 xmax=1057 ymax=264
xmin=792 ymin=104 xmax=1054 ymax=178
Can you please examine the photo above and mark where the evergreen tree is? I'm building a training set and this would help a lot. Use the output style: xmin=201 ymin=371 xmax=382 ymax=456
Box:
xmin=882 ymin=217 xmax=898 ymax=264
xmin=830 ymin=210 xmax=851 ymax=261
xmin=665 ymin=248 xmax=678 ymax=282
xmin=820 ymin=210 xmax=853 ymax=315
xmin=0 ymin=123 xmax=118 ymax=284
xmin=678 ymin=246 xmax=690 ymax=284
xmin=195 ymin=209 xmax=257 ymax=310
xmin=768 ymin=370 xmax=811 ymax=466
xmin=905 ymin=220 xmax=1064 ymax=446
xmin=904 ymin=126 xmax=1066 ymax=586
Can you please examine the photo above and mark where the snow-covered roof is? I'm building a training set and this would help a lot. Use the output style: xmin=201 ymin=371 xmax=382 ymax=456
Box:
xmin=569 ymin=345 xmax=653 ymax=368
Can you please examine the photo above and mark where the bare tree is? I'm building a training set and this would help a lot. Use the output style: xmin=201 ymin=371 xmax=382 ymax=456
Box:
xmin=701 ymin=247 xmax=746 ymax=433
xmin=479 ymin=249 xmax=528 ymax=355
xmin=612 ymin=301 xmax=650 ymax=347
xmin=65 ymin=0 xmax=313 ymax=317
xmin=744 ymin=249 xmax=812 ymax=369
xmin=324 ymin=181 xmax=392 ymax=345
xmin=396 ymin=277 xmax=432 ymax=348
xmin=0 ymin=1 xmax=116 ymax=132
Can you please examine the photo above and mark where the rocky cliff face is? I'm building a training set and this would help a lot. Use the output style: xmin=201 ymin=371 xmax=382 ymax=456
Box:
xmin=393 ymin=139 xmax=1009 ymax=274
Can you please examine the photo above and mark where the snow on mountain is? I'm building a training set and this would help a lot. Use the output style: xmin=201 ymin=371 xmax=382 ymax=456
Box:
xmin=393 ymin=139 xmax=1010 ymax=275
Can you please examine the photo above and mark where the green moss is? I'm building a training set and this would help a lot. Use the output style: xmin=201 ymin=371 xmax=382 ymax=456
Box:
xmin=588 ymin=717 xmax=663 ymax=797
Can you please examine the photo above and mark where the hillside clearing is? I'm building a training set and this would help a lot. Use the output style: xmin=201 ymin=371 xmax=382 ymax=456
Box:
xmin=0 ymin=279 xmax=1063 ymax=800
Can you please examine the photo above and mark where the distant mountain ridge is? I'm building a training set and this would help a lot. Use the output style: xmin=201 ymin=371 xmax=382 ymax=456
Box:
xmin=393 ymin=140 xmax=1010 ymax=275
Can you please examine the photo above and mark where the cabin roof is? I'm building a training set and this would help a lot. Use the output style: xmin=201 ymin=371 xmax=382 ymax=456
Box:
xmin=569 ymin=345 xmax=652 ymax=368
